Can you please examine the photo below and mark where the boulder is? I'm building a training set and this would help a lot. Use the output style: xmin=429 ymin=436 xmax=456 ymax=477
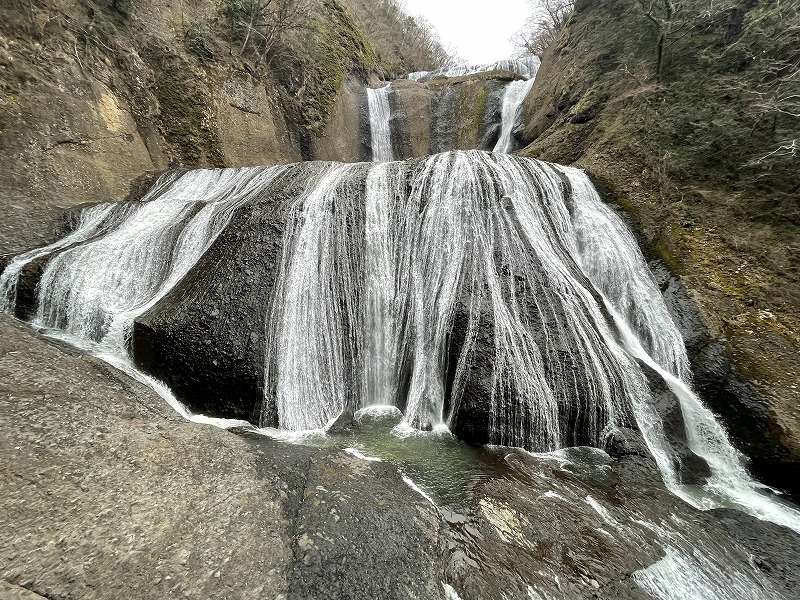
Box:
xmin=132 ymin=179 xmax=295 ymax=424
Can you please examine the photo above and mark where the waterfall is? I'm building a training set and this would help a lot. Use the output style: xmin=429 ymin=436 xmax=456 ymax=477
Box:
xmin=8 ymin=165 xmax=288 ymax=360
xmin=493 ymin=78 xmax=537 ymax=153
xmin=394 ymin=58 xmax=539 ymax=157
xmin=362 ymin=162 xmax=408 ymax=408
xmin=266 ymin=163 xmax=366 ymax=430
xmin=408 ymin=56 xmax=541 ymax=83
xmin=366 ymin=84 xmax=394 ymax=162
xmin=0 ymin=202 xmax=120 ymax=314
xmin=567 ymin=173 xmax=691 ymax=380
xmin=2 ymin=150 xmax=799 ymax=533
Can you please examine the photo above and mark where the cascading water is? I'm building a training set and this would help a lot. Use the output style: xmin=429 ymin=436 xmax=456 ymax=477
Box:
xmin=377 ymin=57 xmax=537 ymax=157
xmin=366 ymin=84 xmax=394 ymax=162
xmin=408 ymin=56 xmax=541 ymax=83
xmin=3 ymin=151 xmax=800 ymax=599
xmin=3 ymin=165 xmax=288 ymax=382
xmin=0 ymin=202 xmax=120 ymax=314
xmin=564 ymin=172 xmax=800 ymax=528
xmin=259 ymin=152 xmax=642 ymax=448
xmin=493 ymin=78 xmax=537 ymax=153
xmin=266 ymin=163 xmax=367 ymax=430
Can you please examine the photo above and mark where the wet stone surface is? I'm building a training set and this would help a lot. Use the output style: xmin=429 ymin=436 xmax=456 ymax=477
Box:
xmin=3 ymin=313 xmax=800 ymax=599
xmin=0 ymin=315 xmax=442 ymax=599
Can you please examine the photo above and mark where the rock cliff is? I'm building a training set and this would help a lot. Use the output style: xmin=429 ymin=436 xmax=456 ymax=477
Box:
xmin=0 ymin=0 xmax=446 ymax=255
xmin=520 ymin=0 xmax=800 ymax=493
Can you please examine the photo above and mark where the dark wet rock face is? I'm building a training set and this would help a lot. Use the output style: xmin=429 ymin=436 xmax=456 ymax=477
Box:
xmin=637 ymin=360 xmax=711 ymax=485
xmin=288 ymin=454 xmax=443 ymax=600
xmin=712 ymin=508 xmax=800 ymax=598
xmin=651 ymin=260 xmax=800 ymax=498
xmin=12 ymin=256 xmax=47 ymax=321
xmin=448 ymin=299 xmax=495 ymax=446
xmin=439 ymin=449 xmax=800 ymax=600
xmin=387 ymin=87 xmax=414 ymax=160
xmin=477 ymin=80 xmax=508 ymax=150
xmin=131 ymin=167 xmax=316 ymax=424
xmin=133 ymin=194 xmax=287 ymax=423
xmin=605 ymin=427 xmax=651 ymax=460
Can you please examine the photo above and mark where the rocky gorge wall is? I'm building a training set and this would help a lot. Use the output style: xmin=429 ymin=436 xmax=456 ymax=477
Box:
xmin=520 ymin=0 xmax=800 ymax=492
xmin=0 ymin=0 xmax=537 ymax=257
xmin=0 ymin=0 xmax=434 ymax=256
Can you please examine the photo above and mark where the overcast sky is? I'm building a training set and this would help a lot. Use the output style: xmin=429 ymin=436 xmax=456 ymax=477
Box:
xmin=401 ymin=0 xmax=532 ymax=65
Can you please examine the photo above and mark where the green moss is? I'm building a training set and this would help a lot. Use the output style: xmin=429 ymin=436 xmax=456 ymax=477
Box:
xmin=152 ymin=61 xmax=224 ymax=167
xmin=185 ymin=24 xmax=216 ymax=63
xmin=451 ymin=81 xmax=488 ymax=148
xmin=592 ymin=172 xmax=687 ymax=274
xmin=299 ymin=0 xmax=378 ymax=136
xmin=79 ymin=7 xmax=119 ymax=50
xmin=472 ymin=84 xmax=488 ymax=137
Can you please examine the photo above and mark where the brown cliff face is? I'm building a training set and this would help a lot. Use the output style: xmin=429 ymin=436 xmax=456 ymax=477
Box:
xmin=520 ymin=0 xmax=800 ymax=490
xmin=0 ymin=0 xmax=410 ymax=254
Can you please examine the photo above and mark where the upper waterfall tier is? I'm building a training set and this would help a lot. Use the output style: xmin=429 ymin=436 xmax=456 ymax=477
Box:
xmin=362 ymin=74 xmax=537 ymax=160
xmin=362 ymin=58 xmax=540 ymax=161
xmin=408 ymin=56 xmax=541 ymax=83
xmin=366 ymin=85 xmax=395 ymax=162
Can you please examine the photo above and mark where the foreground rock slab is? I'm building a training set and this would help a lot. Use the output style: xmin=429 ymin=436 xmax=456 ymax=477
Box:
xmin=0 ymin=315 xmax=442 ymax=599
xmin=4 ymin=312 xmax=800 ymax=600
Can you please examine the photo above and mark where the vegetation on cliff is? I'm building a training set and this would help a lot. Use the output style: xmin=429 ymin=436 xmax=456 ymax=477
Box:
xmin=1 ymin=0 xmax=450 ymax=164
xmin=340 ymin=0 xmax=453 ymax=77
xmin=521 ymin=0 xmax=800 ymax=484
xmin=513 ymin=0 xmax=575 ymax=57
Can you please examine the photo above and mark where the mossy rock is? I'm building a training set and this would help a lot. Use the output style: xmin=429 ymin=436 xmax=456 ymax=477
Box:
xmin=149 ymin=53 xmax=225 ymax=168
xmin=278 ymin=0 xmax=378 ymax=137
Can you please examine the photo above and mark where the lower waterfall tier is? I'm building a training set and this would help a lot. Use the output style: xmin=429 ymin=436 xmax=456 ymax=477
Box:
xmin=3 ymin=150 xmax=799 ymax=530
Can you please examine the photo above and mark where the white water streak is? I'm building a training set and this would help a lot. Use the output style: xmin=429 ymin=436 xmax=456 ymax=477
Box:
xmin=493 ymin=78 xmax=536 ymax=153
xmin=32 ymin=167 xmax=284 ymax=357
xmin=271 ymin=152 xmax=645 ymax=451
xmin=362 ymin=162 xmax=407 ymax=406
xmin=635 ymin=548 xmax=769 ymax=600
xmin=632 ymin=516 xmax=784 ymax=600
xmin=0 ymin=203 xmax=117 ymax=313
xmin=269 ymin=163 xmax=364 ymax=430
xmin=567 ymin=171 xmax=690 ymax=379
xmin=367 ymin=85 xmax=394 ymax=162
xmin=1 ymin=167 xmax=287 ymax=428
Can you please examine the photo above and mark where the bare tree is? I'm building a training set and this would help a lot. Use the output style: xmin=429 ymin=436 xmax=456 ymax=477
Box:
xmin=512 ymin=0 xmax=574 ymax=57
xmin=636 ymin=0 xmax=740 ymax=79
xmin=223 ymin=0 xmax=311 ymax=66
xmin=727 ymin=0 xmax=800 ymax=178
xmin=351 ymin=0 xmax=453 ymax=72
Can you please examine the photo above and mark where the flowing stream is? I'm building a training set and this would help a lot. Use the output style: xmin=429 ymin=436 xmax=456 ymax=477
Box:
xmin=408 ymin=56 xmax=540 ymax=83
xmin=493 ymin=78 xmax=537 ymax=153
